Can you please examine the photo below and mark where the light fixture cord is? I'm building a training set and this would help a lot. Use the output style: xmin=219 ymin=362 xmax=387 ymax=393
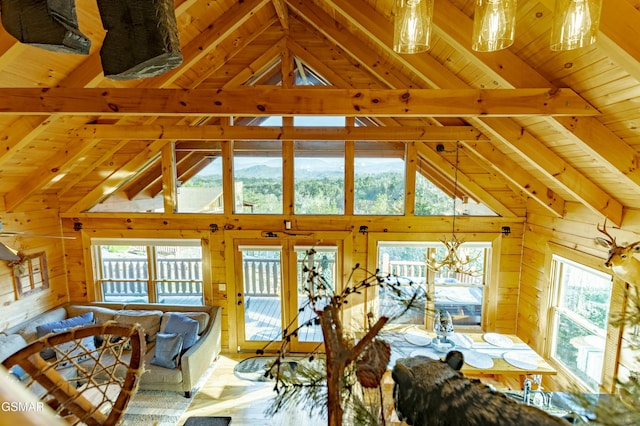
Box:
xmin=452 ymin=143 xmax=459 ymax=235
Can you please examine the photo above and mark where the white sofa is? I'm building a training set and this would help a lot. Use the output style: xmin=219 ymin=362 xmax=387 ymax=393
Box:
xmin=0 ymin=302 xmax=221 ymax=398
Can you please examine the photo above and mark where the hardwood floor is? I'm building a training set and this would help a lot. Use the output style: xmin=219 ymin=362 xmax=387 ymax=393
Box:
xmin=178 ymin=350 xmax=514 ymax=426
xmin=178 ymin=353 xmax=328 ymax=426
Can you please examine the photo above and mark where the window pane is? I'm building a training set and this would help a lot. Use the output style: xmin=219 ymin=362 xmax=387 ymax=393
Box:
xmin=432 ymin=244 xmax=487 ymax=327
xmin=177 ymin=147 xmax=223 ymax=213
xmin=294 ymin=141 xmax=344 ymax=214
xmin=551 ymin=256 xmax=612 ymax=391
xmin=241 ymin=249 xmax=282 ymax=341
xmin=296 ymin=247 xmax=336 ymax=342
xmin=558 ymin=261 xmax=612 ymax=330
xmin=234 ymin=143 xmax=283 ymax=214
xmin=155 ymin=245 xmax=203 ymax=305
xmin=553 ymin=312 xmax=606 ymax=391
xmin=354 ymin=142 xmax=405 ymax=215
xmin=100 ymin=245 xmax=149 ymax=303
xmin=377 ymin=244 xmax=427 ymax=325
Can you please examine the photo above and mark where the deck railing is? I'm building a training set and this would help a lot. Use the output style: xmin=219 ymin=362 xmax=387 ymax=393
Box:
xmin=100 ymin=258 xmax=203 ymax=301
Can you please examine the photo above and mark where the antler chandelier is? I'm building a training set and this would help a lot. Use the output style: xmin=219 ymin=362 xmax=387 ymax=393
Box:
xmin=426 ymin=144 xmax=480 ymax=276
xmin=393 ymin=0 xmax=603 ymax=53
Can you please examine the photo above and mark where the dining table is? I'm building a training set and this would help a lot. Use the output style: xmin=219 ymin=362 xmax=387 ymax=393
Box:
xmin=382 ymin=327 xmax=557 ymax=388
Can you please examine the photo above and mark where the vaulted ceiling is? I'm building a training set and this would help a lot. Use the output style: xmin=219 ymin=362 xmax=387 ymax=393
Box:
xmin=0 ymin=0 xmax=639 ymax=227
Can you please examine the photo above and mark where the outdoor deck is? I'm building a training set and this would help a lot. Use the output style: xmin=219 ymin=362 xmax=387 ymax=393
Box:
xmin=244 ymin=296 xmax=324 ymax=343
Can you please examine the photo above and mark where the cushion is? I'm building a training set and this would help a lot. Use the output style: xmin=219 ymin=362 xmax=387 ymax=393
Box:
xmin=150 ymin=333 xmax=183 ymax=369
xmin=66 ymin=305 xmax=118 ymax=324
xmin=52 ymin=328 xmax=96 ymax=369
xmin=9 ymin=365 xmax=29 ymax=381
xmin=160 ymin=311 xmax=209 ymax=335
xmin=0 ymin=334 xmax=27 ymax=362
xmin=114 ymin=310 xmax=163 ymax=343
xmin=16 ymin=307 xmax=67 ymax=343
xmin=164 ymin=314 xmax=199 ymax=351
xmin=36 ymin=312 xmax=95 ymax=360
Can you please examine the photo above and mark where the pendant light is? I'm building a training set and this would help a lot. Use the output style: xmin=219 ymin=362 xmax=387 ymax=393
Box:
xmin=550 ymin=0 xmax=603 ymax=51
xmin=393 ymin=0 xmax=434 ymax=54
xmin=472 ymin=0 xmax=517 ymax=52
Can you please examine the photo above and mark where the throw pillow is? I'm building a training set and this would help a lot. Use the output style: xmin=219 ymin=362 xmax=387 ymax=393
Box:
xmin=9 ymin=365 xmax=29 ymax=381
xmin=114 ymin=310 xmax=163 ymax=343
xmin=36 ymin=312 xmax=95 ymax=360
xmin=150 ymin=333 xmax=184 ymax=369
xmin=164 ymin=314 xmax=199 ymax=352
xmin=52 ymin=328 xmax=96 ymax=369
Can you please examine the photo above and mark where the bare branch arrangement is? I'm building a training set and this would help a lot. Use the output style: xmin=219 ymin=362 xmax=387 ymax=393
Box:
xmin=259 ymin=248 xmax=426 ymax=426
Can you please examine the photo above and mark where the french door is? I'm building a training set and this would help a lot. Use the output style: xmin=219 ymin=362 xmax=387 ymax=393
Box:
xmin=235 ymin=239 xmax=341 ymax=353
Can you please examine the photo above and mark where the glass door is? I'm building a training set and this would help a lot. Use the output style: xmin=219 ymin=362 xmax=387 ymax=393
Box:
xmin=290 ymin=245 xmax=338 ymax=350
xmin=235 ymin=240 xmax=341 ymax=353
xmin=236 ymin=245 xmax=285 ymax=351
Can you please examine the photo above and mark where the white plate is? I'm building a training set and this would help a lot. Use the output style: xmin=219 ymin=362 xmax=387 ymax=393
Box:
xmin=461 ymin=350 xmax=494 ymax=369
xmin=450 ymin=333 xmax=473 ymax=349
xmin=404 ymin=333 xmax=432 ymax=346
xmin=410 ymin=348 xmax=440 ymax=360
xmin=503 ymin=351 xmax=539 ymax=370
xmin=483 ymin=333 xmax=514 ymax=348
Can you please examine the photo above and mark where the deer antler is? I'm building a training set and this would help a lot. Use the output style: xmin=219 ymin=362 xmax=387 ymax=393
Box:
xmin=597 ymin=218 xmax=617 ymax=247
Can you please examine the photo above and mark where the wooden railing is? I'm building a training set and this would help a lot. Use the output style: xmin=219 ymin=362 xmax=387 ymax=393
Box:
xmin=100 ymin=258 xmax=203 ymax=302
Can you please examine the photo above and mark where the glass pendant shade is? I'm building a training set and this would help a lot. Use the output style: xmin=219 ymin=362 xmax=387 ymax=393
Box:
xmin=471 ymin=0 xmax=517 ymax=52
xmin=393 ymin=0 xmax=434 ymax=54
xmin=550 ymin=0 xmax=602 ymax=51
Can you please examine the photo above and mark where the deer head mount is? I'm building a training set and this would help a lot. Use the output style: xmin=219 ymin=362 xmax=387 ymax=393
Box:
xmin=595 ymin=219 xmax=640 ymax=285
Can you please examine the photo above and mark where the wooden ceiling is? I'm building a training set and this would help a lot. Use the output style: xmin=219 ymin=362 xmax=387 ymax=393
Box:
xmin=0 ymin=0 xmax=639 ymax=227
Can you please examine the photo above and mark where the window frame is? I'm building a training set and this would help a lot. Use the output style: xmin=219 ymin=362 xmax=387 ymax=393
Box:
xmin=91 ymin=238 xmax=204 ymax=305
xmin=368 ymin=234 xmax=498 ymax=331
xmin=544 ymin=243 xmax=623 ymax=393
xmin=13 ymin=252 xmax=49 ymax=299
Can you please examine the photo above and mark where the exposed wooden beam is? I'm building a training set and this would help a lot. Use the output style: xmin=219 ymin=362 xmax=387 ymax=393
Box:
xmin=415 ymin=144 xmax=517 ymax=218
xmin=224 ymin=38 xmax=286 ymax=88
xmin=162 ymin=143 xmax=177 ymax=213
xmin=462 ymin=141 xmax=565 ymax=218
xmin=478 ymin=117 xmax=623 ymax=226
xmin=137 ymin=0 xmax=273 ymax=88
xmin=65 ymin=140 xmax=169 ymax=213
xmin=434 ymin=0 xmax=640 ymax=192
xmin=272 ymin=0 xmax=290 ymax=29
xmin=326 ymin=0 xmax=623 ymax=224
xmin=69 ymin=124 xmax=487 ymax=141
xmin=0 ymin=87 xmax=596 ymax=117
xmin=4 ymin=137 xmax=103 ymax=212
xmin=0 ymin=116 xmax=59 ymax=168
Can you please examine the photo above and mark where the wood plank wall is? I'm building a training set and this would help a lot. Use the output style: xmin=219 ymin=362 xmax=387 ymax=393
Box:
xmin=54 ymin=214 xmax=524 ymax=352
xmin=520 ymin=203 xmax=638 ymax=393
xmin=0 ymin=204 xmax=69 ymax=332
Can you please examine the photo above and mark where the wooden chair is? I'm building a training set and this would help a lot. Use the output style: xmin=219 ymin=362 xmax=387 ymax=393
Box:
xmin=2 ymin=322 xmax=145 ymax=426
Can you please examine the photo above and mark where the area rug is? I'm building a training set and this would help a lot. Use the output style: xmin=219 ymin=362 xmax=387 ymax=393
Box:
xmin=122 ymin=389 xmax=193 ymax=425
xmin=122 ymin=362 xmax=217 ymax=425
xmin=233 ymin=355 xmax=324 ymax=382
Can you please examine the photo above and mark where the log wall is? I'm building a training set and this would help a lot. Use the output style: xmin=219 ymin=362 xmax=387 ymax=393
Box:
xmin=520 ymin=203 xmax=637 ymax=393
xmin=56 ymin=213 xmax=523 ymax=352
xmin=0 ymin=203 xmax=69 ymax=332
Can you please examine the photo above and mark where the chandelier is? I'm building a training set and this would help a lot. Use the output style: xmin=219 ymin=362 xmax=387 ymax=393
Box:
xmin=426 ymin=144 xmax=480 ymax=276
xmin=393 ymin=0 xmax=603 ymax=54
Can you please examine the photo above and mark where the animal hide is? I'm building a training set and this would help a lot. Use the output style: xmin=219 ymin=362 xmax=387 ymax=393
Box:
xmin=96 ymin=0 xmax=182 ymax=80
xmin=0 ymin=0 xmax=90 ymax=54
xmin=392 ymin=354 xmax=569 ymax=426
